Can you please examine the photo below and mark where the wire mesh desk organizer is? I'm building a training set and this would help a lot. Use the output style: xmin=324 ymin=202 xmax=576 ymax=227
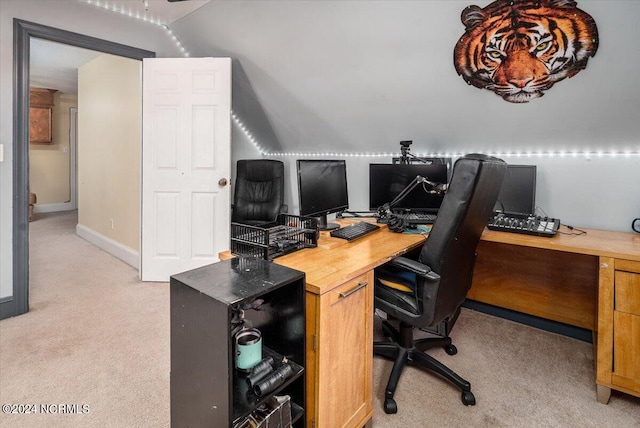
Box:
xmin=231 ymin=214 xmax=318 ymax=260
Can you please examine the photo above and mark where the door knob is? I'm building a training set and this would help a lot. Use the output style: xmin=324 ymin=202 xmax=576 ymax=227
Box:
xmin=218 ymin=178 xmax=228 ymax=186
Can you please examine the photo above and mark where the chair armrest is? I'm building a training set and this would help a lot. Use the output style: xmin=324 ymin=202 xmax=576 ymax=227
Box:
xmin=389 ymin=256 xmax=431 ymax=275
xmin=389 ymin=256 xmax=441 ymax=281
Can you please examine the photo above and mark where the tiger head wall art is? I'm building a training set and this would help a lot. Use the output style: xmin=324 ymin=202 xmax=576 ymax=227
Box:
xmin=453 ymin=0 xmax=599 ymax=103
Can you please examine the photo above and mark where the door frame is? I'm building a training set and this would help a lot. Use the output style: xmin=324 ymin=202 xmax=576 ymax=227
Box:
xmin=69 ymin=107 xmax=78 ymax=210
xmin=4 ymin=19 xmax=155 ymax=319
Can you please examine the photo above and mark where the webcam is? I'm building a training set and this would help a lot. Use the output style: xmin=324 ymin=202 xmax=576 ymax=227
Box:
xmin=400 ymin=140 xmax=413 ymax=148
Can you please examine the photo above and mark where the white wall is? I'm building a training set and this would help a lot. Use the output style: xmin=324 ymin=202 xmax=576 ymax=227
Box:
xmin=78 ymin=54 xmax=141 ymax=253
xmin=279 ymin=155 xmax=640 ymax=233
xmin=0 ymin=0 xmax=182 ymax=299
xmin=173 ymin=0 xmax=640 ymax=234
xmin=172 ymin=1 xmax=640 ymax=154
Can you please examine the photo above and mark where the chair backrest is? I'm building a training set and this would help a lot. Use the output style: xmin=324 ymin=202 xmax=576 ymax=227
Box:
xmin=419 ymin=154 xmax=506 ymax=324
xmin=232 ymin=159 xmax=285 ymax=225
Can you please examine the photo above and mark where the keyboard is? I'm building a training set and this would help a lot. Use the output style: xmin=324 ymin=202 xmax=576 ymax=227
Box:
xmin=330 ymin=221 xmax=381 ymax=241
xmin=487 ymin=214 xmax=560 ymax=237
xmin=379 ymin=212 xmax=437 ymax=225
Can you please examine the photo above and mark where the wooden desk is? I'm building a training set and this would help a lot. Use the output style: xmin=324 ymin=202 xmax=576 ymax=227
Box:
xmin=222 ymin=219 xmax=425 ymax=428
xmin=470 ymin=226 xmax=640 ymax=403
xmin=223 ymin=221 xmax=640 ymax=420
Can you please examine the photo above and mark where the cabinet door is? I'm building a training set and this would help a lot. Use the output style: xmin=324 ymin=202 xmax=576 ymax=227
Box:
xmin=29 ymin=106 xmax=52 ymax=144
xmin=315 ymin=272 xmax=373 ymax=428
xmin=612 ymin=267 xmax=640 ymax=393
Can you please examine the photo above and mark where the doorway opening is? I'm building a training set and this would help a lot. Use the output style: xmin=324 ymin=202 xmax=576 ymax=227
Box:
xmin=4 ymin=19 xmax=155 ymax=320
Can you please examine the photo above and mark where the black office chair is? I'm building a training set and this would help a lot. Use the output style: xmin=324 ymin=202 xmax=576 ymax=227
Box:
xmin=232 ymin=159 xmax=286 ymax=226
xmin=373 ymin=153 xmax=507 ymax=414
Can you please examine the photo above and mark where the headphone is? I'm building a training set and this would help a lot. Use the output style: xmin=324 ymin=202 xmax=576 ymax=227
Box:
xmin=386 ymin=215 xmax=407 ymax=233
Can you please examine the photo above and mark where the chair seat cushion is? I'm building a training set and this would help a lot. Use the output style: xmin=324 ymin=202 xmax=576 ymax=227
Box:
xmin=374 ymin=267 xmax=420 ymax=315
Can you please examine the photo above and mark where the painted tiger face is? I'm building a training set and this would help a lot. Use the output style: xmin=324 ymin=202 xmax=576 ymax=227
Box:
xmin=453 ymin=0 xmax=599 ymax=103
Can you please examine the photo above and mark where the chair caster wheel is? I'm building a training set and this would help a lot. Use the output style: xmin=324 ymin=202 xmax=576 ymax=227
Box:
xmin=461 ymin=390 xmax=476 ymax=406
xmin=383 ymin=398 xmax=398 ymax=414
xmin=445 ymin=344 xmax=457 ymax=355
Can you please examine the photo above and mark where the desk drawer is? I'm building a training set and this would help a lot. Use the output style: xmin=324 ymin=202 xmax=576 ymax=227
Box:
xmin=615 ymin=271 xmax=640 ymax=315
xmin=613 ymin=310 xmax=640 ymax=389
xmin=609 ymin=259 xmax=640 ymax=397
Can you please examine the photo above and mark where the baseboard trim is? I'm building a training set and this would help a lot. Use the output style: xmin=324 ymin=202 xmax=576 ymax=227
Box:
xmin=76 ymin=224 xmax=139 ymax=270
xmin=0 ymin=296 xmax=22 ymax=320
xmin=34 ymin=202 xmax=74 ymax=214
xmin=463 ymin=299 xmax=593 ymax=343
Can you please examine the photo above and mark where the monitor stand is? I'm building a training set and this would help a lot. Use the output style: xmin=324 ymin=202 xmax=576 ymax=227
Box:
xmin=316 ymin=214 xmax=340 ymax=231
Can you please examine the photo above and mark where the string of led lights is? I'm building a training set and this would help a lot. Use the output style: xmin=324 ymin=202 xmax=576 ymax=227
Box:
xmin=263 ymin=151 xmax=640 ymax=159
xmin=85 ymin=1 xmax=639 ymax=159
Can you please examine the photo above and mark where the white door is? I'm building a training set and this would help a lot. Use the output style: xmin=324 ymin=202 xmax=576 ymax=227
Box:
xmin=141 ymin=58 xmax=231 ymax=282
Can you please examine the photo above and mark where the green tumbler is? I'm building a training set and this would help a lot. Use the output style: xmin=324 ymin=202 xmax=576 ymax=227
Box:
xmin=235 ymin=328 xmax=262 ymax=372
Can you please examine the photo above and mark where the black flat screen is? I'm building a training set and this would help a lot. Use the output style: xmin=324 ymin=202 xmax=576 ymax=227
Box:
xmin=493 ymin=165 xmax=536 ymax=216
xmin=297 ymin=159 xmax=349 ymax=218
xmin=369 ymin=164 xmax=448 ymax=213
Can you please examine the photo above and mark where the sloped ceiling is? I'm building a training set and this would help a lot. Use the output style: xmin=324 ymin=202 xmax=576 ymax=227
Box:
xmin=170 ymin=1 xmax=638 ymax=155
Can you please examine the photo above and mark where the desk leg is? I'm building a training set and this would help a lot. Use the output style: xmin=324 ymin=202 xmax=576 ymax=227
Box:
xmin=596 ymin=384 xmax=611 ymax=404
xmin=596 ymin=257 xmax=614 ymax=405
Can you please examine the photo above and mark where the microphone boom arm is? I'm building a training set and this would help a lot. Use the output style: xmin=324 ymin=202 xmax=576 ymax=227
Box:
xmin=377 ymin=175 xmax=447 ymax=220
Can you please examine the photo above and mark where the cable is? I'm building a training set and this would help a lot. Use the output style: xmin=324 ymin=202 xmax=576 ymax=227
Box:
xmin=534 ymin=205 xmax=586 ymax=236
xmin=534 ymin=205 xmax=550 ymax=218
xmin=558 ymin=224 xmax=587 ymax=236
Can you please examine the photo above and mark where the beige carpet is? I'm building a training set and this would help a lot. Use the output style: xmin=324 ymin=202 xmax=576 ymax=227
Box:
xmin=0 ymin=210 xmax=638 ymax=427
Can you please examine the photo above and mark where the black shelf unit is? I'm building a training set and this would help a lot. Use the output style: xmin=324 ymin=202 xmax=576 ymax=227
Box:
xmin=170 ymin=257 xmax=306 ymax=427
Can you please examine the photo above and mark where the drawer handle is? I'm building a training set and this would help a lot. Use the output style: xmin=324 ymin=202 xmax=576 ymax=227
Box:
xmin=339 ymin=282 xmax=367 ymax=299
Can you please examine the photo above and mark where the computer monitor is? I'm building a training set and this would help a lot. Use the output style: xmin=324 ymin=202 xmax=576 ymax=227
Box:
xmin=369 ymin=164 xmax=448 ymax=213
xmin=297 ymin=159 xmax=349 ymax=230
xmin=493 ymin=165 xmax=536 ymax=216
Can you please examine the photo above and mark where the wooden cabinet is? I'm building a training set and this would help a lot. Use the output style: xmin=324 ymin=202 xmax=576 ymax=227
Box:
xmin=220 ymin=221 xmax=425 ymax=427
xmin=596 ymin=258 xmax=640 ymax=403
xmin=170 ymin=258 xmax=306 ymax=427
xmin=305 ymin=271 xmax=374 ymax=428
xmin=29 ymin=88 xmax=56 ymax=144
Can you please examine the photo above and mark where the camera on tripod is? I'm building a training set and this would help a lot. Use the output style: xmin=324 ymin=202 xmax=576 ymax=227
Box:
xmin=399 ymin=140 xmax=413 ymax=164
